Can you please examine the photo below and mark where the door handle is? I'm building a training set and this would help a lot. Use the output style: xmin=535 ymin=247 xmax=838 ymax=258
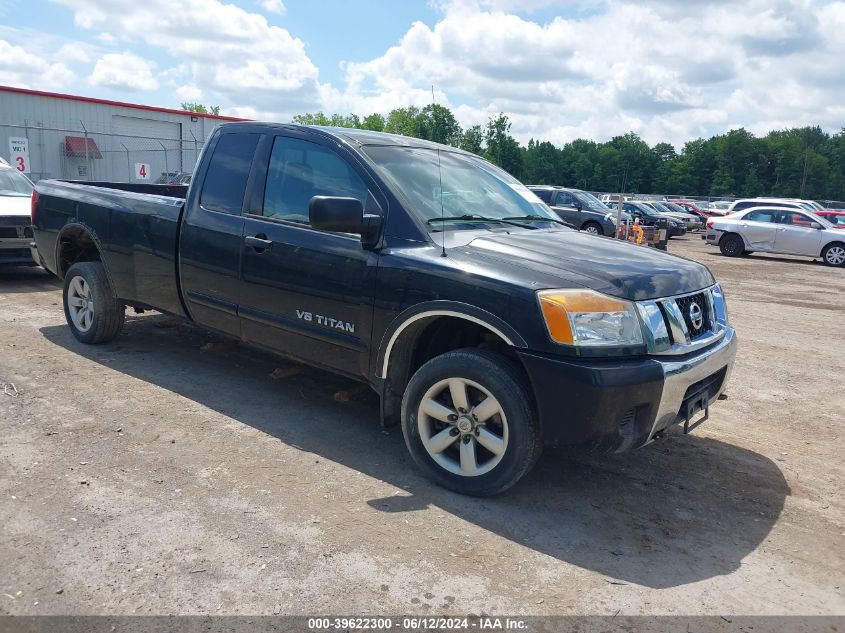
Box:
xmin=245 ymin=234 xmax=272 ymax=251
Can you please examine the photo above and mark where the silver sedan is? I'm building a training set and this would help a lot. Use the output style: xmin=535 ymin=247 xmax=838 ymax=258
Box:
xmin=704 ymin=206 xmax=845 ymax=267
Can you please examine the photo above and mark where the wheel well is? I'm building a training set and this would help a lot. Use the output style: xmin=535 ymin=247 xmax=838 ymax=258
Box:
xmin=822 ymin=241 xmax=845 ymax=257
xmin=381 ymin=316 xmax=527 ymax=426
xmin=58 ymin=227 xmax=101 ymax=278
xmin=719 ymin=231 xmax=742 ymax=244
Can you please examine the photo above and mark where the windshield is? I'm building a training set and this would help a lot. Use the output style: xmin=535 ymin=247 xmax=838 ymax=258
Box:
xmin=572 ymin=190 xmax=610 ymax=211
xmin=362 ymin=146 xmax=558 ymax=226
xmin=630 ymin=202 xmax=659 ymax=217
xmin=0 ymin=168 xmax=34 ymax=197
xmin=650 ymin=201 xmax=671 ymax=212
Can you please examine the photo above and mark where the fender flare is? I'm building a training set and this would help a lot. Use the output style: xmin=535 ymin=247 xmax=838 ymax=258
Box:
xmin=55 ymin=221 xmax=111 ymax=284
xmin=376 ymin=300 xmax=527 ymax=379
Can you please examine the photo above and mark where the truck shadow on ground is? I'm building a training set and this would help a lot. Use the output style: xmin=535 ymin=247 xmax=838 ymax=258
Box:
xmin=0 ymin=265 xmax=60 ymax=293
xmin=41 ymin=315 xmax=789 ymax=590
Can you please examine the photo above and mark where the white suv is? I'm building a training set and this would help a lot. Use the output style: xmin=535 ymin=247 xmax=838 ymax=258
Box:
xmin=0 ymin=160 xmax=37 ymax=266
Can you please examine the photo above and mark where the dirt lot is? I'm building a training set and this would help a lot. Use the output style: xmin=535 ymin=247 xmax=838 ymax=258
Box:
xmin=1 ymin=237 xmax=843 ymax=617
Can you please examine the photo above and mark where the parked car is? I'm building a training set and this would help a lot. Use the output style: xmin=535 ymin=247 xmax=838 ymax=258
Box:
xmin=155 ymin=171 xmax=193 ymax=185
xmin=0 ymin=161 xmax=37 ymax=266
xmin=706 ymin=201 xmax=733 ymax=216
xmin=33 ymin=122 xmax=736 ymax=495
xmin=621 ymin=201 xmax=686 ymax=237
xmin=528 ymin=186 xmax=627 ymax=236
xmin=705 ymin=206 xmax=845 ymax=266
xmin=673 ymin=200 xmax=712 ymax=220
xmin=816 ymin=210 xmax=845 ymax=228
xmin=726 ymin=197 xmax=818 ymax=215
xmin=642 ymin=201 xmax=704 ymax=232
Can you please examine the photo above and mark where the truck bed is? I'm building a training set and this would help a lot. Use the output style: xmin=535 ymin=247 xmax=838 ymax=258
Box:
xmin=34 ymin=180 xmax=188 ymax=317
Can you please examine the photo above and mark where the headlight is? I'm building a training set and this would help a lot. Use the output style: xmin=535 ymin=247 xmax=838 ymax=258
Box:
xmin=710 ymin=283 xmax=729 ymax=325
xmin=537 ymin=289 xmax=644 ymax=347
xmin=604 ymin=212 xmax=617 ymax=225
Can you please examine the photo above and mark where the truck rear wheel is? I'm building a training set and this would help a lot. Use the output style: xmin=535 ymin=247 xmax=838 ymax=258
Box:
xmin=401 ymin=349 xmax=542 ymax=496
xmin=63 ymin=262 xmax=125 ymax=344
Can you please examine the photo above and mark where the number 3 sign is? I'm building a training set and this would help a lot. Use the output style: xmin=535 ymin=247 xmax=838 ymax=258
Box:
xmin=8 ymin=137 xmax=30 ymax=173
xmin=135 ymin=163 xmax=151 ymax=180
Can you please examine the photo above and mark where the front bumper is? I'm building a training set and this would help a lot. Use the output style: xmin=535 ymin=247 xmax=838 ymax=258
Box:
xmin=518 ymin=328 xmax=737 ymax=452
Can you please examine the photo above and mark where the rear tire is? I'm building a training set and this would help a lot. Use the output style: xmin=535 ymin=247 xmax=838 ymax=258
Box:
xmin=821 ymin=243 xmax=845 ymax=267
xmin=401 ymin=348 xmax=542 ymax=496
xmin=719 ymin=234 xmax=745 ymax=257
xmin=63 ymin=262 xmax=125 ymax=344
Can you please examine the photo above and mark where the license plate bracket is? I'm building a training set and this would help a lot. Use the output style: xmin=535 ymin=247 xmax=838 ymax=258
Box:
xmin=683 ymin=390 xmax=710 ymax=434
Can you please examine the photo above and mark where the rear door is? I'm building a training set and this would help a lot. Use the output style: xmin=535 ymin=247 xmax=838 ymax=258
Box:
xmin=774 ymin=212 xmax=823 ymax=255
xmin=238 ymin=132 xmax=382 ymax=378
xmin=179 ymin=131 xmax=261 ymax=336
xmin=737 ymin=209 xmax=779 ymax=251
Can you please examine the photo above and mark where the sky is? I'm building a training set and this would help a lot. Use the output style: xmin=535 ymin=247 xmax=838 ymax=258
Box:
xmin=1 ymin=0 xmax=844 ymax=148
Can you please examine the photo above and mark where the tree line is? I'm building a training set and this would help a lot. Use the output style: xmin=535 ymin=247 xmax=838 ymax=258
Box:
xmin=292 ymin=107 xmax=845 ymax=201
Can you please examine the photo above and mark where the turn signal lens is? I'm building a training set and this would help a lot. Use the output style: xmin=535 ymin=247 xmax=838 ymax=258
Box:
xmin=538 ymin=289 xmax=644 ymax=347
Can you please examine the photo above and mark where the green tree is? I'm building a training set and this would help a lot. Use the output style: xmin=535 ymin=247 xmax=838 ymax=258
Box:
xmin=181 ymin=102 xmax=220 ymax=115
xmin=384 ymin=106 xmax=422 ymax=137
xmin=484 ymin=113 xmax=523 ymax=177
xmin=361 ymin=113 xmax=386 ymax=132
xmin=459 ymin=125 xmax=484 ymax=155
xmin=416 ymin=104 xmax=462 ymax=146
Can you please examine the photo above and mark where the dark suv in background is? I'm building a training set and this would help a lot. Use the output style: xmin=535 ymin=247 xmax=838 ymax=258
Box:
xmin=529 ymin=186 xmax=626 ymax=236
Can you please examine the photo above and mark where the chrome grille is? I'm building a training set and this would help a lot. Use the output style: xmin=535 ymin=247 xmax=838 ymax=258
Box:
xmin=674 ymin=292 xmax=711 ymax=338
xmin=636 ymin=285 xmax=726 ymax=355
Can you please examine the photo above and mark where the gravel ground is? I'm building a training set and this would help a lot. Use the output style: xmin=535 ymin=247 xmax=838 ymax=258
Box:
xmin=1 ymin=236 xmax=843 ymax=617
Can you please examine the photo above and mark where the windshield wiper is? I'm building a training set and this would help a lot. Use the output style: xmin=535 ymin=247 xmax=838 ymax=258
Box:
xmin=427 ymin=214 xmax=538 ymax=230
xmin=502 ymin=214 xmax=573 ymax=228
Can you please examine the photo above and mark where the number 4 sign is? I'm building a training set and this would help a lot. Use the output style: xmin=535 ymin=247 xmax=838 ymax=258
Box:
xmin=8 ymin=137 xmax=30 ymax=173
xmin=135 ymin=163 xmax=151 ymax=180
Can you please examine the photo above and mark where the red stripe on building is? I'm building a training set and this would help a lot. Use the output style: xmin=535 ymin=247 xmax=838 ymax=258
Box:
xmin=0 ymin=85 xmax=249 ymax=122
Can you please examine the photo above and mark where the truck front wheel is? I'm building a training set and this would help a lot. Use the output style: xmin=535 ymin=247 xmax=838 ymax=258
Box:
xmin=401 ymin=349 xmax=542 ymax=496
xmin=63 ymin=262 xmax=125 ymax=344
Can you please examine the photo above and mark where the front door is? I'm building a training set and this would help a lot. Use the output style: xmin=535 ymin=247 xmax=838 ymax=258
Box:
xmin=774 ymin=212 xmax=823 ymax=255
xmin=238 ymin=133 xmax=381 ymax=378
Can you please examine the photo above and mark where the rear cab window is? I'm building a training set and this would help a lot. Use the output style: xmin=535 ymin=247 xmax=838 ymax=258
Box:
xmin=200 ymin=134 xmax=261 ymax=214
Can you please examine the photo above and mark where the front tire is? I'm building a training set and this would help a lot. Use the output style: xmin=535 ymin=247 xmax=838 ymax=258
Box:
xmin=719 ymin=234 xmax=745 ymax=257
xmin=822 ymin=243 xmax=845 ymax=267
xmin=581 ymin=221 xmax=602 ymax=236
xmin=401 ymin=349 xmax=542 ymax=496
xmin=63 ymin=262 xmax=125 ymax=344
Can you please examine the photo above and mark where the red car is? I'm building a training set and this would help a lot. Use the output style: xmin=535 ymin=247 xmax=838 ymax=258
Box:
xmin=673 ymin=200 xmax=712 ymax=219
xmin=817 ymin=210 xmax=845 ymax=228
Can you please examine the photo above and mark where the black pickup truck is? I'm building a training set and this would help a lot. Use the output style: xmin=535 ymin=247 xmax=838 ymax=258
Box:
xmin=33 ymin=122 xmax=737 ymax=495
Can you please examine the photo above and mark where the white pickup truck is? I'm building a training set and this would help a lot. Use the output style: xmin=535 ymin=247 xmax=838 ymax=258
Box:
xmin=0 ymin=158 xmax=37 ymax=266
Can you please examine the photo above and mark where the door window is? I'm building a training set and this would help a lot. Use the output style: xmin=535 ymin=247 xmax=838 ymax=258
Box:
xmin=262 ymin=137 xmax=369 ymax=225
xmin=200 ymin=133 xmax=260 ymax=215
xmin=532 ymin=189 xmax=552 ymax=203
xmin=554 ymin=191 xmax=575 ymax=206
xmin=744 ymin=210 xmax=779 ymax=223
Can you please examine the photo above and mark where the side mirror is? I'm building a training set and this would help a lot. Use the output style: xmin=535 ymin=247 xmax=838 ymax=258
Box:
xmin=309 ymin=196 xmax=382 ymax=248
xmin=811 ymin=222 xmax=822 ymax=229
xmin=574 ymin=202 xmax=583 ymax=212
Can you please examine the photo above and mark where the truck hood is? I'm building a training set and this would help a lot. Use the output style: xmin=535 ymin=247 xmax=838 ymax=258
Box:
xmin=455 ymin=229 xmax=714 ymax=301
xmin=0 ymin=195 xmax=30 ymax=217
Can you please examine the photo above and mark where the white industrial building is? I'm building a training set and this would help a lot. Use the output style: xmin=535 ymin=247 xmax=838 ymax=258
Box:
xmin=0 ymin=85 xmax=245 ymax=183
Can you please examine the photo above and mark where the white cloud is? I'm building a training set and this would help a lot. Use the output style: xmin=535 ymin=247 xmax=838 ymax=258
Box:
xmin=89 ymin=51 xmax=159 ymax=91
xmin=258 ymin=0 xmax=286 ymax=15
xmin=0 ymin=38 xmax=75 ymax=89
xmin=175 ymin=84 xmax=203 ymax=102
xmin=54 ymin=0 xmax=319 ymax=115
xmin=332 ymin=0 xmax=845 ymax=146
